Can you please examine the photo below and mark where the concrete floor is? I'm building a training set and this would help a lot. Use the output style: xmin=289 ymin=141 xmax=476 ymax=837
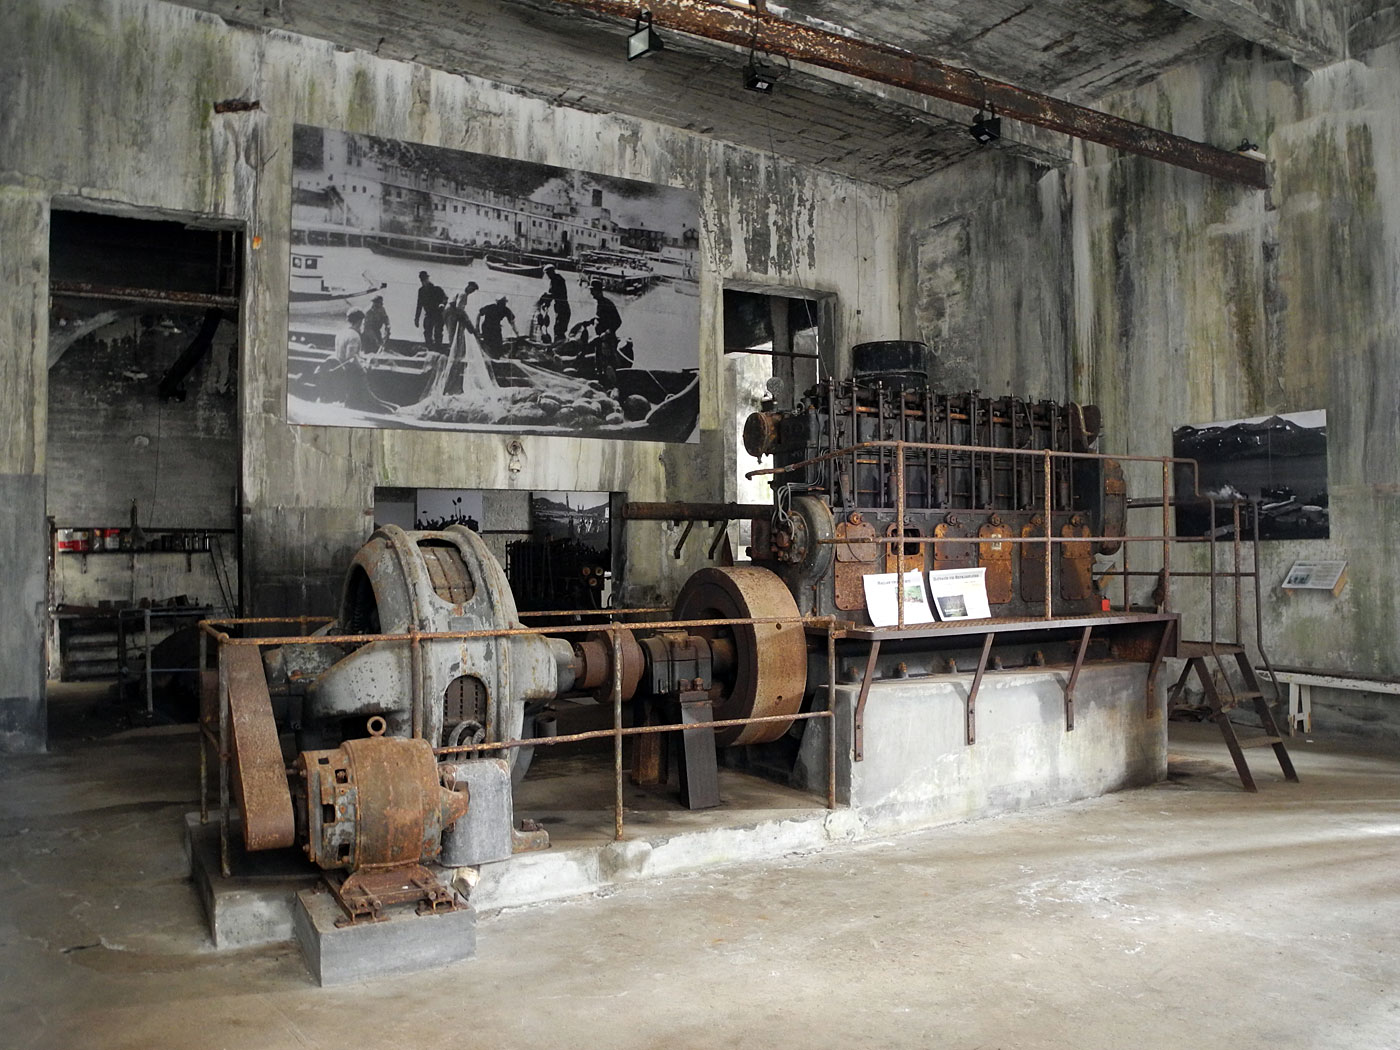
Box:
xmin=2 ymin=689 xmax=1398 ymax=1049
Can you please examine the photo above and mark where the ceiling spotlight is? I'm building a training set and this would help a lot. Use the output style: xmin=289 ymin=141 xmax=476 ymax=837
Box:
xmin=627 ymin=11 xmax=663 ymax=61
xmin=969 ymin=104 xmax=1000 ymax=145
xmin=744 ymin=60 xmax=777 ymax=94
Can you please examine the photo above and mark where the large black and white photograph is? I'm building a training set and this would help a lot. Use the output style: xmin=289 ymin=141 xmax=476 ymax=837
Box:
xmin=285 ymin=126 xmax=701 ymax=441
xmin=1172 ymin=410 xmax=1329 ymax=540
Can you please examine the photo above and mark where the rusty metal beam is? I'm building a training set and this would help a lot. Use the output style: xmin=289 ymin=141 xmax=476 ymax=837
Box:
xmin=546 ymin=0 xmax=1267 ymax=189
xmin=50 ymin=280 xmax=240 ymax=310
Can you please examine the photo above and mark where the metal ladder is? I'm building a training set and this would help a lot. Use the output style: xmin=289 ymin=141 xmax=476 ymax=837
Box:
xmin=1168 ymin=640 xmax=1298 ymax=791
xmin=1161 ymin=497 xmax=1299 ymax=791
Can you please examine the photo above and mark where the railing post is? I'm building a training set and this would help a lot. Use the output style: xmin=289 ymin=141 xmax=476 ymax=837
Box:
xmin=1043 ymin=450 xmax=1053 ymax=619
xmin=896 ymin=442 xmax=906 ymax=627
xmin=611 ymin=624 xmax=625 ymax=842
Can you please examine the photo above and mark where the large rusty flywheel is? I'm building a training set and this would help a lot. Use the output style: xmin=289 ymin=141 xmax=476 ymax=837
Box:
xmin=671 ymin=566 xmax=807 ymax=747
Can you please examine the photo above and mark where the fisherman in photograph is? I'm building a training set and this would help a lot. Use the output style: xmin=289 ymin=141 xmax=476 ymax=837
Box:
xmin=414 ymin=270 xmax=448 ymax=350
xmin=321 ymin=308 xmax=393 ymax=413
xmin=362 ymin=294 xmax=391 ymax=354
xmin=541 ymin=263 xmax=570 ymax=343
xmin=570 ymin=282 xmax=632 ymax=381
xmin=475 ymin=295 xmax=519 ymax=356
xmin=444 ymin=281 xmax=480 ymax=394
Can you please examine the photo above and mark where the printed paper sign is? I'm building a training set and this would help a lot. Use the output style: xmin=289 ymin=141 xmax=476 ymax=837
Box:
xmin=863 ymin=571 xmax=935 ymax=627
xmin=926 ymin=567 xmax=992 ymax=621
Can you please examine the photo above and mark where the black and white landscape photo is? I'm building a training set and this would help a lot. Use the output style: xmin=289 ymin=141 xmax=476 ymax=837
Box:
xmin=286 ymin=126 xmax=701 ymax=442
xmin=1172 ymin=410 xmax=1329 ymax=540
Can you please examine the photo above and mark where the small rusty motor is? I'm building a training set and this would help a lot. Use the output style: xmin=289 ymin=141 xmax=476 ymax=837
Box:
xmin=296 ymin=732 xmax=469 ymax=872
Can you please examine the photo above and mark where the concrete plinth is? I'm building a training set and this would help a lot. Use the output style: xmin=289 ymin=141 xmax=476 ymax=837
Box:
xmin=186 ymin=813 xmax=319 ymax=949
xmin=293 ymin=889 xmax=477 ymax=987
xmin=797 ymin=662 xmax=1166 ymax=832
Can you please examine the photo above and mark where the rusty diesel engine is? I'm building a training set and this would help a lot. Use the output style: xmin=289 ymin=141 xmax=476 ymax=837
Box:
xmin=742 ymin=341 xmax=1126 ymax=621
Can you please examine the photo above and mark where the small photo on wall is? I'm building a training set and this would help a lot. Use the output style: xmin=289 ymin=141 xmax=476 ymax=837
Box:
xmin=1172 ymin=410 xmax=1328 ymax=540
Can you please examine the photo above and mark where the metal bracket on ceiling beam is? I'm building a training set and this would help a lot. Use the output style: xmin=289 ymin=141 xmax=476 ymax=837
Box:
xmin=548 ymin=0 xmax=1267 ymax=189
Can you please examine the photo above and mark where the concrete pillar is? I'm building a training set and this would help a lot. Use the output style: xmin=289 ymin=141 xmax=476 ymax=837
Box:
xmin=0 ymin=189 xmax=50 ymax=752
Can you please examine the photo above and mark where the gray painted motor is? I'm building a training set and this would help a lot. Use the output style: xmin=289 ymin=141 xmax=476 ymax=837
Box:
xmin=305 ymin=524 xmax=575 ymax=768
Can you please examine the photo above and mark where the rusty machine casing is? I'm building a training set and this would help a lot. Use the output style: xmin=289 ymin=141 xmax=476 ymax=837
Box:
xmin=743 ymin=341 xmax=1126 ymax=621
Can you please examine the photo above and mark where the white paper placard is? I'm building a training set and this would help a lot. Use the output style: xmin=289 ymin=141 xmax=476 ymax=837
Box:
xmin=926 ymin=567 xmax=993 ymax=621
xmin=862 ymin=572 xmax=935 ymax=627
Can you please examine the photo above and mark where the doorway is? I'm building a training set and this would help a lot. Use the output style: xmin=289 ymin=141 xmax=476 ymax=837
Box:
xmin=46 ymin=209 xmax=242 ymax=718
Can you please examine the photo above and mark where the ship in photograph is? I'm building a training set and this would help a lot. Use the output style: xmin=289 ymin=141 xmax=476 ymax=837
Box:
xmin=288 ymin=252 xmax=387 ymax=304
xmin=287 ymin=125 xmax=701 ymax=442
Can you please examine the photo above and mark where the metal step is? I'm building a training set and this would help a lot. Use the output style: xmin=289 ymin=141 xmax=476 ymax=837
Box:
xmin=1237 ymin=735 xmax=1283 ymax=749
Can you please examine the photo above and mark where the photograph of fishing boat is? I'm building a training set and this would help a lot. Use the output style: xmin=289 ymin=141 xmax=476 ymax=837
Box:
xmin=287 ymin=125 xmax=701 ymax=442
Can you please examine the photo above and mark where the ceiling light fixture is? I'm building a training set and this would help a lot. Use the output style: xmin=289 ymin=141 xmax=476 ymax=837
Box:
xmin=744 ymin=58 xmax=777 ymax=93
xmin=742 ymin=44 xmax=788 ymax=95
xmin=969 ymin=104 xmax=1000 ymax=145
xmin=627 ymin=11 xmax=663 ymax=60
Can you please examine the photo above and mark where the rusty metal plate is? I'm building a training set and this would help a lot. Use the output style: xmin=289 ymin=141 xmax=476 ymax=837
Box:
xmin=224 ymin=645 xmax=295 ymax=851
xmin=834 ymin=559 xmax=875 ymax=611
xmin=1021 ymin=516 xmax=1048 ymax=603
xmin=1060 ymin=519 xmax=1094 ymax=601
xmin=834 ymin=519 xmax=878 ymax=562
xmin=672 ymin=566 xmax=806 ymax=746
xmin=978 ymin=519 xmax=1014 ymax=604
xmin=933 ymin=521 xmax=974 ymax=570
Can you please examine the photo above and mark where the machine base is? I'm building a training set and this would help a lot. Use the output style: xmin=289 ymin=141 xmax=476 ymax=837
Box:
xmin=293 ymin=886 xmax=477 ymax=987
xmin=795 ymin=661 xmax=1166 ymax=829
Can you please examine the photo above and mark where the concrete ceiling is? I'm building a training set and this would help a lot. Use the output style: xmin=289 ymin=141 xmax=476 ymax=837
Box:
xmin=183 ymin=0 xmax=1346 ymax=186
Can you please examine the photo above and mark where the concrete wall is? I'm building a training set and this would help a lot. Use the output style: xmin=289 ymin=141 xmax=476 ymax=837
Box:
xmin=898 ymin=151 xmax=1073 ymax=400
xmin=0 ymin=0 xmax=898 ymax=748
xmin=1075 ymin=40 xmax=1400 ymax=735
xmin=896 ymin=35 xmax=1400 ymax=735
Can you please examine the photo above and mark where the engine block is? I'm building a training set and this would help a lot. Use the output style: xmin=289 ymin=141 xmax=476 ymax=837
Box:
xmin=743 ymin=341 xmax=1125 ymax=621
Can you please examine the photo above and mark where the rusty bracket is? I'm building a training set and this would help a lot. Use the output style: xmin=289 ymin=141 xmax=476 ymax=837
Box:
xmin=544 ymin=0 xmax=1267 ymax=188
xmin=852 ymin=639 xmax=882 ymax=762
xmin=329 ymin=864 xmax=461 ymax=927
xmin=672 ymin=519 xmax=695 ymax=559
xmin=1143 ymin=619 xmax=1175 ymax=719
xmin=705 ymin=521 xmax=728 ymax=560
xmin=965 ymin=633 xmax=995 ymax=746
xmin=1063 ymin=626 xmax=1093 ymax=731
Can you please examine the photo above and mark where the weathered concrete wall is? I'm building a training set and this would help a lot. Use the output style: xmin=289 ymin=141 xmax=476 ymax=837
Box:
xmin=894 ymin=36 xmax=1400 ymax=735
xmin=897 ymin=151 xmax=1072 ymax=399
xmin=1074 ymin=40 xmax=1400 ymax=734
xmin=0 ymin=0 xmax=898 ymax=713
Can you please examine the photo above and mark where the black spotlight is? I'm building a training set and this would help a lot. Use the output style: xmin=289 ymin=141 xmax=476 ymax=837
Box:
xmin=969 ymin=105 xmax=1000 ymax=145
xmin=744 ymin=60 xmax=777 ymax=94
xmin=627 ymin=11 xmax=663 ymax=61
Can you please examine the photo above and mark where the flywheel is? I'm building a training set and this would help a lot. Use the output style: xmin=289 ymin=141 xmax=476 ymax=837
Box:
xmin=671 ymin=566 xmax=807 ymax=747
